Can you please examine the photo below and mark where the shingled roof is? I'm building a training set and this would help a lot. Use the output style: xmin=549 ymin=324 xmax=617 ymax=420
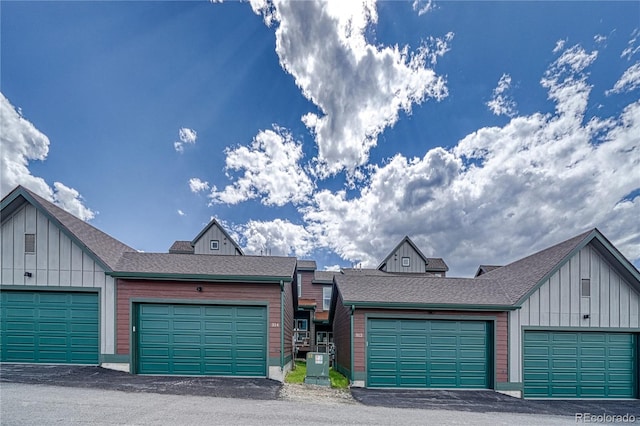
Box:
xmin=296 ymin=260 xmax=317 ymax=271
xmin=113 ymin=252 xmax=297 ymax=280
xmin=1 ymin=186 xmax=136 ymax=271
xmin=168 ymin=240 xmax=194 ymax=254
xmin=335 ymin=274 xmax=513 ymax=307
xmin=478 ymin=228 xmax=640 ymax=304
xmin=333 ymin=228 xmax=640 ymax=310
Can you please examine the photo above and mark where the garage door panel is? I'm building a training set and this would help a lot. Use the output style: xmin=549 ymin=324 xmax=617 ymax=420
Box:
xmin=137 ymin=304 xmax=266 ymax=376
xmin=367 ymin=319 xmax=491 ymax=389
xmin=370 ymin=335 xmax=397 ymax=345
xmin=523 ymin=331 xmax=637 ymax=398
xmin=204 ymin=322 xmax=232 ymax=332
xmin=1 ymin=291 xmax=99 ymax=364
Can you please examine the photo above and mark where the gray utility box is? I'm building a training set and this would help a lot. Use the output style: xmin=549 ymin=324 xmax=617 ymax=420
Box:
xmin=304 ymin=352 xmax=330 ymax=386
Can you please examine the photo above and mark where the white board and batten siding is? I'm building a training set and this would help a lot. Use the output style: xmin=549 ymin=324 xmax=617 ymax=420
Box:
xmin=192 ymin=224 xmax=240 ymax=255
xmin=0 ymin=202 xmax=117 ymax=355
xmin=383 ymin=240 xmax=426 ymax=273
xmin=508 ymin=243 xmax=640 ymax=383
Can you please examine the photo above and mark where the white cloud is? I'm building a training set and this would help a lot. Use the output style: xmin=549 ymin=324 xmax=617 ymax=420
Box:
xmin=177 ymin=209 xmax=186 ymax=216
xmin=553 ymin=38 xmax=567 ymax=54
xmin=594 ymin=34 xmax=607 ymax=45
xmin=251 ymin=0 xmax=450 ymax=177
xmin=412 ymin=0 xmax=436 ymax=16
xmin=621 ymin=28 xmax=640 ymax=60
xmin=209 ymin=126 xmax=314 ymax=206
xmin=189 ymin=177 xmax=210 ymax=193
xmin=0 ymin=92 xmax=95 ymax=221
xmin=174 ymin=127 xmax=197 ymax=153
xmin=607 ymin=62 xmax=640 ymax=95
xmin=302 ymin=43 xmax=640 ymax=276
xmin=238 ymin=218 xmax=315 ymax=257
xmin=486 ymin=73 xmax=518 ymax=117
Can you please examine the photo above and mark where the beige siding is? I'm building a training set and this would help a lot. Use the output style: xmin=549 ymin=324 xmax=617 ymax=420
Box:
xmin=508 ymin=243 xmax=640 ymax=383
xmin=382 ymin=240 xmax=427 ymax=273
xmin=0 ymin=203 xmax=117 ymax=354
xmin=193 ymin=224 xmax=240 ymax=255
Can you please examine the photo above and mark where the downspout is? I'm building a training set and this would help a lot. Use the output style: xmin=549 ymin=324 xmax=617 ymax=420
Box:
xmin=280 ymin=280 xmax=285 ymax=372
xmin=350 ymin=304 xmax=355 ymax=382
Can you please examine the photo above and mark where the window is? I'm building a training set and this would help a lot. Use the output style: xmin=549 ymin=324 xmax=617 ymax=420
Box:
xmin=210 ymin=240 xmax=219 ymax=250
xmin=297 ymin=273 xmax=302 ymax=298
xmin=25 ymin=234 xmax=36 ymax=254
xmin=316 ymin=331 xmax=333 ymax=344
xmin=401 ymin=257 xmax=410 ymax=267
xmin=323 ymin=287 xmax=332 ymax=311
xmin=581 ymin=278 xmax=591 ymax=297
xmin=294 ymin=319 xmax=308 ymax=330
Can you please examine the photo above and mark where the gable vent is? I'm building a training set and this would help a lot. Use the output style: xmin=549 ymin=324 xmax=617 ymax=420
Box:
xmin=25 ymin=234 xmax=36 ymax=254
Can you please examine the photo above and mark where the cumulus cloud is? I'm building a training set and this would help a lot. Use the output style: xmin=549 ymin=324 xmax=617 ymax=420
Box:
xmin=0 ymin=92 xmax=95 ymax=221
xmin=174 ymin=127 xmax=197 ymax=153
xmin=238 ymin=218 xmax=315 ymax=257
xmin=189 ymin=177 xmax=210 ymax=193
xmin=251 ymin=0 xmax=450 ymax=177
xmin=302 ymin=42 xmax=640 ymax=275
xmin=606 ymin=62 xmax=640 ymax=95
xmin=177 ymin=209 xmax=186 ymax=216
xmin=412 ymin=0 xmax=436 ymax=16
xmin=209 ymin=126 xmax=314 ymax=206
xmin=486 ymin=73 xmax=518 ymax=117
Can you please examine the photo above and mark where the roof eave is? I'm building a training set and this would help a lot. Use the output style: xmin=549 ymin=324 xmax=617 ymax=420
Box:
xmin=108 ymin=271 xmax=292 ymax=283
xmin=342 ymin=300 xmax=517 ymax=311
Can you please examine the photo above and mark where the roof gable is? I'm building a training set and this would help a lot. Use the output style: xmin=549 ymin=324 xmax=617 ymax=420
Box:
xmin=192 ymin=218 xmax=244 ymax=255
xmin=1 ymin=185 xmax=135 ymax=271
xmin=377 ymin=236 xmax=449 ymax=272
xmin=479 ymin=228 xmax=640 ymax=305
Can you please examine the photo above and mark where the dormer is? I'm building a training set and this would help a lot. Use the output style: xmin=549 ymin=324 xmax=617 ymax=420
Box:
xmin=191 ymin=218 xmax=244 ymax=256
xmin=377 ymin=236 xmax=449 ymax=276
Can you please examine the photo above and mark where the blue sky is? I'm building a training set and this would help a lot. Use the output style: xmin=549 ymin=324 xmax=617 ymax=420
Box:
xmin=2 ymin=0 xmax=639 ymax=276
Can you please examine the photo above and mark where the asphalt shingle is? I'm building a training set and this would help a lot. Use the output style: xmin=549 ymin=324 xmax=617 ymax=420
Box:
xmin=18 ymin=187 xmax=136 ymax=270
xmin=114 ymin=252 xmax=297 ymax=279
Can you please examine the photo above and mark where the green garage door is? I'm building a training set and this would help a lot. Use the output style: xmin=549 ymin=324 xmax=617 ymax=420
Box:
xmin=0 ymin=291 xmax=99 ymax=364
xmin=136 ymin=304 xmax=267 ymax=376
xmin=367 ymin=319 xmax=491 ymax=388
xmin=523 ymin=331 xmax=637 ymax=398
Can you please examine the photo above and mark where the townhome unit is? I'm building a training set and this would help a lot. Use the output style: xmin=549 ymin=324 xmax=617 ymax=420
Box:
xmin=2 ymin=184 xmax=639 ymax=399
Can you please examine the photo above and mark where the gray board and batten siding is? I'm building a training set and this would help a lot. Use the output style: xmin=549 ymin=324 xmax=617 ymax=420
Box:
xmin=508 ymin=242 xmax=640 ymax=385
xmin=0 ymin=201 xmax=117 ymax=357
xmin=380 ymin=239 xmax=428 ymax=274
xmin=192 ymin=220 xmax=243 ymax=256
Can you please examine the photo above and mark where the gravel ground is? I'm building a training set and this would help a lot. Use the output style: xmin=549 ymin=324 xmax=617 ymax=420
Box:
xmin=278 ymin=383 xmax=358 ymax=405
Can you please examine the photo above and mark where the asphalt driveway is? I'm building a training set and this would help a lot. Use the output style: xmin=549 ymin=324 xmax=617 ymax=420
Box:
xmin=351 ymin=388 xmax=640 ymax=416
xmin=2 ymin=364 xmax=639 ymax=418
xmin=0 ymin=364 xmax=281 ymax=400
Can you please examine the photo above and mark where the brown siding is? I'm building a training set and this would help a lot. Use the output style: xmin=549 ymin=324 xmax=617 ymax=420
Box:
xmin=116 ymin=279 xmax=283 ymax=362
xmin=332 ymin=294 xmax=352 ymax=378
xmin=352 ymin=309 xmax=509 ymax=385
xmin=283 ymin=280 xmax=294 ymax=362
